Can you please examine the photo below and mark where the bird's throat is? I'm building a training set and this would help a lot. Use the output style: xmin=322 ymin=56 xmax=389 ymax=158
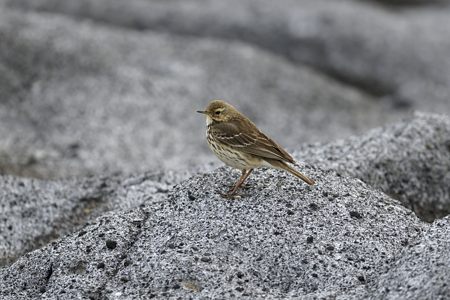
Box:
xmin=206 ymin=115 xmax=213 ymax=126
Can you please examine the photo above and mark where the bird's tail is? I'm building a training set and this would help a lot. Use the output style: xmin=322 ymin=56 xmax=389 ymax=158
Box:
xmin=266 ymin=159 xmax=315 ymax=185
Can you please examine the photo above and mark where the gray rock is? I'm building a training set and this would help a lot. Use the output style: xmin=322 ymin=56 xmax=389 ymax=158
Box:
xmin=0 ymin=2 xmax=449 ymax=298
xmin=297 ymin=112 xmax=450 ymax=222
xmin=7 ymin=0 xmax=450 ymax=112
xmin=0 ymin=164 xmax=426 ymax=299
xmin=102 ymin=168 xmax=425 ymax=299
xmin=3 ymin=113 xmax=450 ymax=299
xmin=0 ymin=209 xmax=148 ymax=299
xmin=0 ymin=7 xmax=390 ymax=179
xmin=362 ymin=216 xmax=450 ymax=300
xmin=365 ymin=0 xmax=447 ymax=6
xmin=0 ymin=171 xmax=187 ymax=267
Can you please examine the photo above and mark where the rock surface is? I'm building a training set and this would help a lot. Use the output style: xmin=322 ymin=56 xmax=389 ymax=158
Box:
xmin=298 ymin=112 xmax=450 ymax=222
xmin=6 ymin=0 xmax=450 ymax=111
xmin=0 ymin=6 xmax=390 ymax=179
xmin=362 ymin=216 xmax=450 ymax=300
xmin=0 ymin=162 xmax=427 ymax=299
xmin=1 ymin=114 xmax=449 ymax=299
xmin=0 ymin=1 xmax=449 ymax=299
xmin=0 ymin=171 xmax=187 ymax=267
xmin=2 ymin=0 xmax=450 ymax=179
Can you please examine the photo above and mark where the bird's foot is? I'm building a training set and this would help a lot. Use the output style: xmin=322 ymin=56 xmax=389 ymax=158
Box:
xmin=220 ymin=189 xmax=239 ymax=199
xmin=242 ymin=183 xmax=253 ymax=190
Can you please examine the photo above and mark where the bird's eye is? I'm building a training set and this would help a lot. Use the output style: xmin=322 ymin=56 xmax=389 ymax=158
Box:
xmin=215 ymin=110 xmax=221 ymax=115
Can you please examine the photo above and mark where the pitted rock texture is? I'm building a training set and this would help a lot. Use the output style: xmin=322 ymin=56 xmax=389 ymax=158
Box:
xmin=0 ymin=165 xmax=426 ymax=299
xmin=1 ymin=114 xmax=449 ymax=299
xmin=364 ymin=216 xmax=450 ymax=300
xmin=297 ymin=113 xmax=450 ymax=222
xmin=0 ymin=170 xmax=188 ymax=267
xmin=0 ymin=1 xmax=449 ymax=299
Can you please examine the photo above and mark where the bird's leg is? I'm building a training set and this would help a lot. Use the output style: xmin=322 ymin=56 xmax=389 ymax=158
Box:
xmin=226 ymin=169 xmax=254 ymax=196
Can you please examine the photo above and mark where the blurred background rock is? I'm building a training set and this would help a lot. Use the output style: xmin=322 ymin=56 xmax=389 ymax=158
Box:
xmin=0 ymin=0 xmax=449 ymax=179
xmin=1 ymin=2 xmax=450 ymax=298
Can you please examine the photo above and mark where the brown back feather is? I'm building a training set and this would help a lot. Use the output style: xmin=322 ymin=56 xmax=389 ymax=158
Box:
xmin=209 ymin=118 xmax=295 ymax=163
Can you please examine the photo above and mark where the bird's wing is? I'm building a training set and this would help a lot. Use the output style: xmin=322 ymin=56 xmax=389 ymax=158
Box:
xmin=210 ymin=119 xmax=295 ymax=163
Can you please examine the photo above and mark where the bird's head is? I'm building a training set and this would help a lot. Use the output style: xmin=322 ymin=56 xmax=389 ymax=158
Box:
xmin=197 ymin=100 xmax=239 ymax=123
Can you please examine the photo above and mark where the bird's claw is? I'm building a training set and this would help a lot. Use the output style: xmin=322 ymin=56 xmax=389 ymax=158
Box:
xmin=220 ymin=190 xmax=239 ymax=199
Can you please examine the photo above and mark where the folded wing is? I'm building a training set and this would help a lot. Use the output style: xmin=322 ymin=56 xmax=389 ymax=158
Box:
xmin=210 ymin=119 xmax=295 ymax=164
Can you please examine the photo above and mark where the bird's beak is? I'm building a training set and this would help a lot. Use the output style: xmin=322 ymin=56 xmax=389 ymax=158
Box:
xmin=196 ymin=110 xmax=207 ymax=114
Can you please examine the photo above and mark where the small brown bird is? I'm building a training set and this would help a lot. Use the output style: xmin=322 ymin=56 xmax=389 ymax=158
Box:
xmin=197 ymin=100 xmax=315 ymax=197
